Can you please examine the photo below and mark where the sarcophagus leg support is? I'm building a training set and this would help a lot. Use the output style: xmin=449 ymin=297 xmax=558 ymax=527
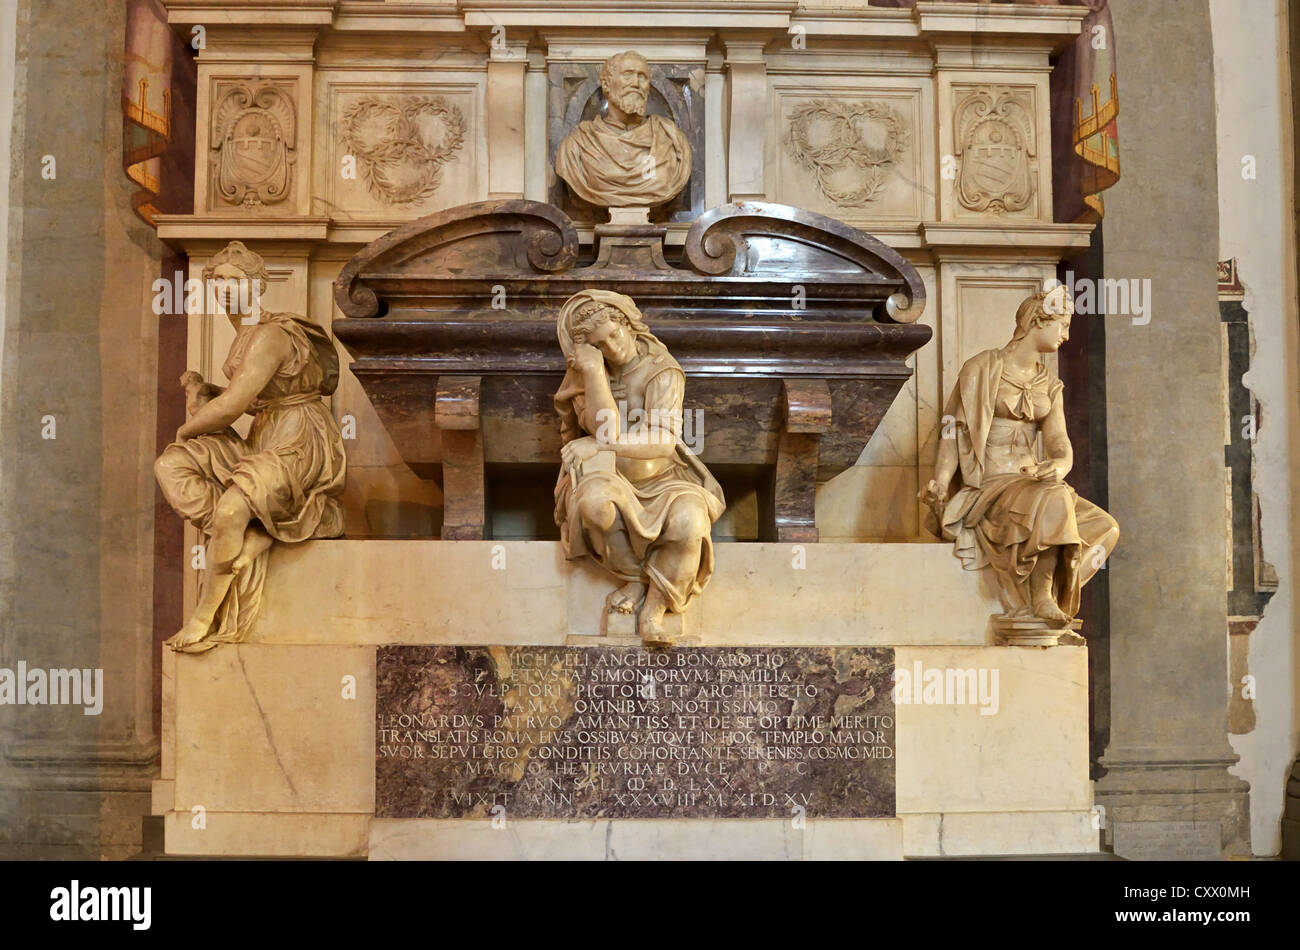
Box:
xmin=774 ymin=378 xmax=832 ymax=543
xmin=435 ymin=375 xmax=486 ymax=540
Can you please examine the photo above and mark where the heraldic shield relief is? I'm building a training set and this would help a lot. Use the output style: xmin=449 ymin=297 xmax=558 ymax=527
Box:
xmin=954 ymin=86 xmax=1038 ymax=215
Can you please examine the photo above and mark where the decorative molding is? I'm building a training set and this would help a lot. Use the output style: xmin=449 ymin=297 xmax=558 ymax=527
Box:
xmin=463 ymin=1 xmax=796 ymax=29
xmin=783 ymin=98 xmax=909 ymax=208
xmin=338 ymin=95 xmax=467 ymax=205
xmin=210 ymin=80 xmax=297 ymax=208
xmin=4 ymin=738 xmax=160 ymax=773
xmin=914 ymin=1 xmax=1087 ymax=40
xmin=921 ymin=221 xmax=1092 ymax=258
xmin=684 ymin=201 xmax=926 ymax=323
xmin=155 ymin=214 xmax=331 ymax=254
xmin=954 ymin=86 xmax=1037 ymax=215
xmin=333 ymin=199 xmax=580 ymax=318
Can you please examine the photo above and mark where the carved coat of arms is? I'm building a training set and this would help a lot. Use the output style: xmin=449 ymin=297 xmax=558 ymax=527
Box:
xmin=211 ymin=82 xmax=296 ymax=207
xmin=339 ymin=96 xmax=467 ymax=205
xmin=954 ymin=88 xmax=1037 ymax=214
xmin=784 ymin=99 xmax=909 ymax=208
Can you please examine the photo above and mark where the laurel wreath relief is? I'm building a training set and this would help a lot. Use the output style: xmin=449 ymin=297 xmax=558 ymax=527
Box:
xmin=339 ymin=96 xmax=467 ymax=205
xmin=783 ymin=99 xmax=909 ymax=208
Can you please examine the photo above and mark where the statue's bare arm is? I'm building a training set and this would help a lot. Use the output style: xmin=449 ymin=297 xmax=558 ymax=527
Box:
xmin=1032 ymin=397 xmax=1073 ymax=481
xmin=572 ymin=343 xmax=618 ymax=436
xmin=921 ymin=396 xmax=962 ymax=511
xmin=176 ymin=326 xmax=291 ymax=440
xmin=611 ymin=369 xmax=680 ymax=460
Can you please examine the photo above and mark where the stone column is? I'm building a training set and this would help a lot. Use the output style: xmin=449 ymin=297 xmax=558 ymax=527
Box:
xmin=722 ymin=37 xmax=767 ymax=202
xmin=1093 ymin=0 xmax=1250 ymax=858
xmin=0 ymin=0 xmax=159 ymax=858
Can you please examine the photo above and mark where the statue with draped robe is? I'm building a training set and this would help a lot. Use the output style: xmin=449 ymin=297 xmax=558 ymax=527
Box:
xmin=554 ymin=51 xmax=692 ymax=210
xmin=920 ymin=286 xmax=1118 ymax=642
xmin=154 ymin=241 xmax=346 ymax=653
xmin=553 ymin=290 xmax=724 ymax=646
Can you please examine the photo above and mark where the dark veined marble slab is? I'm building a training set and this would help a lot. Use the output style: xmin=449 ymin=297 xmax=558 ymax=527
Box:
xmin=376 ymin=645 xmax=895 ymax=820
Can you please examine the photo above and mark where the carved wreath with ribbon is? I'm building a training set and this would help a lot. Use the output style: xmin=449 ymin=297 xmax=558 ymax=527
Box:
xmin=783 ymin=99 xmax=910 ymax=208
xmin=339 ymin=95 xmax=468 ymax=205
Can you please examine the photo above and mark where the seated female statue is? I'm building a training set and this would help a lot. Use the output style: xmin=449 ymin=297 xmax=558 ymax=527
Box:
xmin=154 ymin=241 xmax=346 ymax=653
xmin=553 ymin=290 xmax=725 ymax=645
xmin=920 ymin=286 xmax=1118 ymax=629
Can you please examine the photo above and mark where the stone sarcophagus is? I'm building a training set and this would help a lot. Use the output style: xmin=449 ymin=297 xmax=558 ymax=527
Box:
xmin=333 ymin=199 xmax=929 ymax=542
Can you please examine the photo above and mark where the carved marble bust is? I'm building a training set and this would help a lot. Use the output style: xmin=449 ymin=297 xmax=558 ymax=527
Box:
xmin=554 ymin=51 xmax=692 ymax=209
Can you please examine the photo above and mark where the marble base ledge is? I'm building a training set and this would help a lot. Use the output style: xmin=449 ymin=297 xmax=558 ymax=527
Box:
xmin=256 ymin=540 xmax=1003 ymax=646
xmin=368 ymin=817 xmax=903 ymax=861
xmin=900 ymin=810 xmax=1098 ymax=858
xmin=163 ymin=811 xmax=371 ymax=857
xmin=160 ymin=642 xmax=1089 ymax=857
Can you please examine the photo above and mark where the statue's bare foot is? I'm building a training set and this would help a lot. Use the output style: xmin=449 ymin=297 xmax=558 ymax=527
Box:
xmin=164 ymin=616 xmax=212 ymax=652
xmin=1033 ymin=599 xmax=1072 ymax=624
xmin=606 ymin=581 xmax=646 ymax=615
xmin=639 ymin=605 xmax=674 ymax=647
xmin=232 ymin=525 xmax=274 ymax=575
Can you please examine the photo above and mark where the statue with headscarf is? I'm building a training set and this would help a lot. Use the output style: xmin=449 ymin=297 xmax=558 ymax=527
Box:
xmin=553 ymin=290 xmax=725 ymax=645
xmin=920 ymin=286 xmax=1118 ymax=639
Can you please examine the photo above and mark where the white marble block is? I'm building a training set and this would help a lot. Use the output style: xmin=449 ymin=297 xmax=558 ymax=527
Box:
xmin=158 ymin=539 xmax=1094 ymax=859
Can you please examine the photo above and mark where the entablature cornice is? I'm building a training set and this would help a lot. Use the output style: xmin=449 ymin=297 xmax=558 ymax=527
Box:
xmin=153 ymin=214 xmax=1095 ymax=264
xmin=913 ymin=1 xmax=1087 ymax=38
xmin=162 ymin=0 xmax=1089 ymax=52
xmin=462 ymin=0 xmax=798 ymax=30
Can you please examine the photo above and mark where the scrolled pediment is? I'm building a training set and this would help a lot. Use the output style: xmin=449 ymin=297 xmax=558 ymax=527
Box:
xmin=334 ymin=200 xmax=580 ymax=318
xmin=684 ymin=201 xmax=927 ymax=322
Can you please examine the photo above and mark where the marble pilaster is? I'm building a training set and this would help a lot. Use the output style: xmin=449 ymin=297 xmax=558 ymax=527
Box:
xmin=722 ymin=37 xmax=768 ymax=202
xmin=487 ymin=42 xmax=528 ymax=200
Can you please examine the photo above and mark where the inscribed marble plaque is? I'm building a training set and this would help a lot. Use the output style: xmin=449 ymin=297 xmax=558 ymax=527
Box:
xmin=375 ymin=646 xmax=895 ymax=819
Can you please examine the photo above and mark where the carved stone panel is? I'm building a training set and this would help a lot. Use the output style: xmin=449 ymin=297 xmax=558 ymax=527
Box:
xmin=953 ymin=85 xmax=1038 ymax=217
xmin=770 ymin=84 xmax=928 ymax=226
xmin=784 ymin=99 xmax=909 ymax=207
xmin=340 ymin=96 xmax=466 ymax=205
xmin=547 ymin=61 xmax=705 ymax=224
xmin=322 ymin=82 xmax=481 ymax=219
xmin=210 ymin=80 xmax=297 ymax=209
